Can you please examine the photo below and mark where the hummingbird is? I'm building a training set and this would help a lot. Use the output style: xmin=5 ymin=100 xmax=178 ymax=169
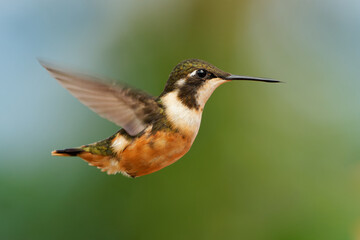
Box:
xmin=41 ymin=59 xmax=279 ymax=178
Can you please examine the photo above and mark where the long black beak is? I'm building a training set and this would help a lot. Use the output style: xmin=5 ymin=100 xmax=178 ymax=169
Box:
xmin=225 ymin=75 xmax=280 ymax=83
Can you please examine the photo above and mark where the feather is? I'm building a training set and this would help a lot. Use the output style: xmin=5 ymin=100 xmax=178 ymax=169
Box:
xmin=40 ymin=60 xmax=161 ymax=136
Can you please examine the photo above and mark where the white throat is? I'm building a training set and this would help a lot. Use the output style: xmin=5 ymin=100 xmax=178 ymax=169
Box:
xmin=196 ymin=78 xmax=228 ymax=109
xmin=161 ymin=78 xmax=227 ymax=138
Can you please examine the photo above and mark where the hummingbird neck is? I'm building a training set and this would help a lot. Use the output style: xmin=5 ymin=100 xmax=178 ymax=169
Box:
xmin=192 ymin=78 xmax=228 ymax=109
xmin=160 ymin=90 xmax=202 ymax=138
xmin=160 ymin=78 xmax=228 ymax=137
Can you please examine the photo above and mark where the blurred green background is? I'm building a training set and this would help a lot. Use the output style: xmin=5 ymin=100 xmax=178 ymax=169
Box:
xmin=1 ymin=0 xmax=360 ymax=239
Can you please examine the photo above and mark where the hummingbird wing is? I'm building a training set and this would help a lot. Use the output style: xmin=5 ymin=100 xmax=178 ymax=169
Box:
xmin=40 ymin=61 xmax=161 ymax=136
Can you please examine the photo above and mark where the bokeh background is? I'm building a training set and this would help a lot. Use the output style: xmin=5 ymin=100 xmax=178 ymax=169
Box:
xmin=1 ymin=0 xmax=360 ymax=239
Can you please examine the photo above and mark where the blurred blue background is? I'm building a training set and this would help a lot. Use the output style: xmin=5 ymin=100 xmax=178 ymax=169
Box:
xmin=1 ymin=0 xmax=360 ymax=239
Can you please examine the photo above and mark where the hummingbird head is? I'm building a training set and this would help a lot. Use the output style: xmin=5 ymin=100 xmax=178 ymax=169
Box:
xmin=161 ymin=59 xmax=279 ymax=110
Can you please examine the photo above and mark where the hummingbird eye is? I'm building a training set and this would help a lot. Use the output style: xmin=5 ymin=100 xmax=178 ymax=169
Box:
xmin=196 ymin=69 xmax=207 ymax=78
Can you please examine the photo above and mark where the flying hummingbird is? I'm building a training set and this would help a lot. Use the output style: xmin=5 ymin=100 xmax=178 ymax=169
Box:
xmin=41 ymin=59 xmax=279 ymax=178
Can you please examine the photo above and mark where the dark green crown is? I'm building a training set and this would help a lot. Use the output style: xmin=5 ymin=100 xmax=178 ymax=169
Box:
xmin=161 ymin=59 xmax=229 ymax=94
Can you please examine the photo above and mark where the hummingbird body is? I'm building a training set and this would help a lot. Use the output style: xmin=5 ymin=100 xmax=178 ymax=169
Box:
xmin=42 ymin=59 xmax=278 ymax=177
xmin=69 ymin=128 xmax=192 ymax=177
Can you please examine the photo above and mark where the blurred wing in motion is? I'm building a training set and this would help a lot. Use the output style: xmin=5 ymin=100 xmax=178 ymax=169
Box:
xmin=40 ymin=60 xmax=161 ymax=136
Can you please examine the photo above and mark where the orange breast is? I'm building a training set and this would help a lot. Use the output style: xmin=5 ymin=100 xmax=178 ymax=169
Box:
xmin=118 ymin=131 xmax=193 ymax=177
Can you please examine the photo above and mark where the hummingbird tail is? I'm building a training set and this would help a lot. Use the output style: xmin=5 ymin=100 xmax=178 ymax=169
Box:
xmin=51 ymin=135 xmax=124 ymax=175
xmin=51 ymin=148 xmax=84 ymax=157
xmin=52 ymin=145 xmax=122 ymax=175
